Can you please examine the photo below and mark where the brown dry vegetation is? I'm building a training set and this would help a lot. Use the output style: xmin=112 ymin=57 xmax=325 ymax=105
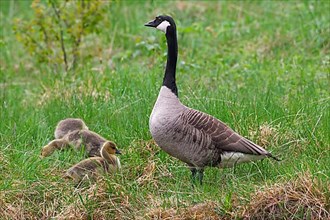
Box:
xmin=240 ymin=173 xmax=330 ymax=220
xmin=249 ymin=123 xmax=280 ymax=147
xmin=145 ymin=201 xmax=220 ymax=220
xmin=1 ymin=140 xmax=328 ymax=220
xmin=36 ymin=76 xmax=112 ymax=107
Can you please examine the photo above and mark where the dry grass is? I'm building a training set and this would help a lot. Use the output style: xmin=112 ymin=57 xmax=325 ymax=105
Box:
xmin=252 ymin=123 xmax=280 ymax=147
xmin=0 ymin=200 xmax=28 ymax=220
xmin=1 ymin=139 xmax=327 ymax=220
xmin=0 ymin=150 xmax=8 ymax=167
xmin=240 ymin=172 xmax=330 ymax=220
xmin=249 ymin=122 xmax=305 ymax=159
xmin=144 ymin=201 xmax=221 ymax=220
xmin=54 ymin=177 xmax=131 ymax=219
xmin=134 ymin=172 xmax=329 ymax=220
xmin=37 ymin=76 xmax=112 ymax=106
xmin=244 ymin=33 xmax=294 ymax=59
xmin=136 ymin=161 xmax=156 ymax=185
xmin=55 ymin=180 xmax=110 ymax=219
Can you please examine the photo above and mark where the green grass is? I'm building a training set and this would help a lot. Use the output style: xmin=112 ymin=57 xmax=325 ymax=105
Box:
xmin=1 ymin=0 xmax=329 ymax=219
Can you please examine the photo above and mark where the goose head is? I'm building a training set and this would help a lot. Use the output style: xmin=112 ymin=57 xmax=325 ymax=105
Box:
xmin=41 ymin=144 xmax=54 ymax=158
xmin=145 ymin=15 xmax=176 ymax=34
xmin=100 ymin=141 xmax=121 ymax=169
xmin=41 ymin=139 xmax=68 ymax=158
xmin=101 ymin=141 xmax=121 ymax=156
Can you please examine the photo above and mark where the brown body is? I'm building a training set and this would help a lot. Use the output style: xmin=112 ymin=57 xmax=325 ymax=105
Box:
xmin=41 ymin=129 xmax=115 ymax=157
xmin=65 ymin=142 xmax=121 ymax=183
xmin=41 ymin=118 xmax=114 ymax=158
xmin=55 ymin=118 xmax=88 ymax=139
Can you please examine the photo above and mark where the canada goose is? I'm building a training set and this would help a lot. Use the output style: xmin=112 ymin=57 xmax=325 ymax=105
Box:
xmin=145 ymin=15 xmax=280 ymax=184
xmin=55 ymin=118 xmax=89 ymax=139
xmin=65 ymin=141 xmax=121 ymax=183
xmin=41 ymin=129 xmax=114 ymax=158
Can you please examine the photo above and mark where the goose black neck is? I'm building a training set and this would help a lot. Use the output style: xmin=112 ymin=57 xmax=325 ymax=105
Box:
xmin=163 ymin=27 xmax=178 ymax=97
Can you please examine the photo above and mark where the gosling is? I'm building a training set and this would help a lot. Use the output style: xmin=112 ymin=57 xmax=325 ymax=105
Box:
xmin=54 ymin=118 xmax=89 ymax=139
xmin=64 ymin=141 xmax=121 ymax=183
xmin=41 ymin=129 xmax=114 ymax=158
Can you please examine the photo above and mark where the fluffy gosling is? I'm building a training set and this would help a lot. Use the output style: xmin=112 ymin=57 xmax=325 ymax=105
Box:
xmin=64 ymin=141 xmax=121 ymax=183
xmin=54 ymin=118 xmax=89 ymax=139
xmin=41 ymin=129 xmax=114 ymax=158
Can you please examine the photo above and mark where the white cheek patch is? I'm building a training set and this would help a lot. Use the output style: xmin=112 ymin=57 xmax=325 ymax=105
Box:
xmin=116 ymin=157 xmax=121 ymax=169
xmin=156 ymin=20 xmax=171 ymax=33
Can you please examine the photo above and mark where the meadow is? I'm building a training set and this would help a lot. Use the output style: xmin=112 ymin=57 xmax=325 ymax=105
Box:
xmin=0 ymin=1 xmax=329 ymax=219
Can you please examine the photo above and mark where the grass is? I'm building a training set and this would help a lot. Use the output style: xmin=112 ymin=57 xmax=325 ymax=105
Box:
xmin=1 ymin=0 xmax=329 ymax=219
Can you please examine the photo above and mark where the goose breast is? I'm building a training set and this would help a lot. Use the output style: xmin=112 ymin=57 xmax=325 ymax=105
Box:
xmin=149 ymin=88 xmax=218 ymax=167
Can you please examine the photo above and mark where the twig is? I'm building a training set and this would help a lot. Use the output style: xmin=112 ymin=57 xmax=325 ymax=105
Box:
xmin=50 ymin=0 xmax=68 ymax=71
xmin=72 ymin=1 xmax=85 ymax=69
xmin=25 ymin=31 xmax=44 ymax=50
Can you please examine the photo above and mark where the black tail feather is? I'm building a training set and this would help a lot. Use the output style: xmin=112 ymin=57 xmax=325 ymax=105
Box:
xmin=267 ymin=153 xmax=282 ymax=161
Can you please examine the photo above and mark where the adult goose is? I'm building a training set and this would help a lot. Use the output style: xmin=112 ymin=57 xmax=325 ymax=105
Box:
xmin=145 ymin=15 xmax=280 ymax=184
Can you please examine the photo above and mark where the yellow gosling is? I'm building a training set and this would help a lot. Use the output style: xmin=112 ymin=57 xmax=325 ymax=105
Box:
xmin=55 ymin=118 xmax=89 ymax=139
xmin=41 ymin=129 xmax=115 ymax=158
xmin=64 ymin=141 xmax=121 ymax=183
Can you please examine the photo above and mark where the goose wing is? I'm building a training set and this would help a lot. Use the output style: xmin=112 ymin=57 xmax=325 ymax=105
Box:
xmin=182 ymin=108 xmax=274 ymax=157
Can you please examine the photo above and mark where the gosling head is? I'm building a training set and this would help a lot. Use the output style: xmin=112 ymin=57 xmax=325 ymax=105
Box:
xmin=144 ymin=15 xmax=176 ymax=34
xmin=101 ymin=141 xmax=121 ymax=156
xmin=40 ymin=144 xmax=54 ymax=158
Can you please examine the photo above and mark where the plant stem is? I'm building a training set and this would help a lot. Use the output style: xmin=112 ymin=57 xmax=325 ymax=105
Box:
xmin=50 ymin=0 xmax=68 ymax=72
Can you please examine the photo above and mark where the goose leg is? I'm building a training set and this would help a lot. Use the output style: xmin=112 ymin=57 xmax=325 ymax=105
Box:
xmin=190 ymin=167 xmax=197 ymax=184
xmin=197 ymin=169 xmax=204 ymax=185
xmin=190 ymin=167 xmax=204 ymax=185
